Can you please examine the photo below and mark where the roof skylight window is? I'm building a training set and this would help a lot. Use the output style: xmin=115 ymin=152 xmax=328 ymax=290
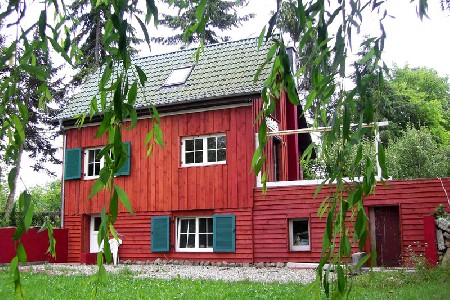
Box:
xmin=163 ymin=66 xmax=193 ymax=87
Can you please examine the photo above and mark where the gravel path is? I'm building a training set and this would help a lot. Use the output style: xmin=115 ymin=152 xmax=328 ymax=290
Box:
xmin=19 ymin=263 xmax=317 ymax=284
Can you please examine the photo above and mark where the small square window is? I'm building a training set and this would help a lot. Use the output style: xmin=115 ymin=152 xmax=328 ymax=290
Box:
xmin=84 ymin=148 xmax=104 ymax=179
xmin=289 ymin=219 xmax=310 ymax=251
xmin=181 ymin=134 xmax=226 ymax=166
xmin=163 ymin=66 xmax=193 ymax=87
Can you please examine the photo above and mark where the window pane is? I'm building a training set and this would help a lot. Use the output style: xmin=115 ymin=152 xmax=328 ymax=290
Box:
xmin=199 ymin=234 xmax=207 ymax=248
xmin=185 ymin=152 xmax=194 ymax=164
xmin=217 ymin=149 xmax=226 ymax=161
xmin=188 ymin=219 xmax=195 ymax=233
xmin=195 ymin=139 xmax=203 ymax=150
xmin=207 ymin=233 xmax=213 ymax=247
xmin=292 ymin=220 xmax=309 ymax=246
xmin=199 ymin=218 xmax=206 ymax=233
xmin=185 ymin=139 xmax=194 ymax=151
xmin=94 ymin=217 xmax=101 ymax=231
xmin=88 ymin=151 xmax=95 ymax=163
xmin=88 ymin=164 xmax=94 ymax=176
xmin=207 ymin=137 xmax=216 ymax=149
xmin=217 ymin=136 xmax=226 ymax=149
xmin=194 ymin=151 xmax=203 ymax=163
xmin=207 ymin=218 xmax=213 ymax=233
xmin=187 ymin=235 xmax=195 ymax=248
xmin=179 ymin=234 xmax=187 ymax=248
xmin=94 ymin=162 xmax=101 ymax=176
xmin=180 ymin=220 xmax=189 ymax=233
xmin=207 ymin=150 xmax=216 ymax=162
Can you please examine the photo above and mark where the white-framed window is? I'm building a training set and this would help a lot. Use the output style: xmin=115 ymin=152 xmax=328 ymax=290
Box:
xmin=181 ymin=134 xmax=226 ymax=166
xmin=289 ymin=219 xmax=311 ymax=251
xmin=176 ymin=217 xmax=213 ymax=252
xmin=84 ymin=147 xmax=104 ymax=180
xmin=163 ymin=66 xmax=193 ymax=87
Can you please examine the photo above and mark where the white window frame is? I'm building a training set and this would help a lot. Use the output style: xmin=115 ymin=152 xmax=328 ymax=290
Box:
xmin=289 ymin=218 xmax=311 ymax=251
xmin=181 ymin=134 xmax=226 ymax=167
xmin=84 ymin=147 xmax=105 ymax=180
xmin=175 ymin=216 xmax=213 ymax=252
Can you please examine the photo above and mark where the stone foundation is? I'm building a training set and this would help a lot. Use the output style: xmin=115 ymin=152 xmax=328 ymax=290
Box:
xmin=436 ymin=218 xmax=450 ymax=265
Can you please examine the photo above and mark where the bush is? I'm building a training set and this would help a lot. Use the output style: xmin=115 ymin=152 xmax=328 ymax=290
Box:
xmin=386 ymin=127 xmax=450 ymax=179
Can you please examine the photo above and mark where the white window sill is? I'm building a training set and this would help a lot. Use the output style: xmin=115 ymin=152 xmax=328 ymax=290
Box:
xmin=290 ymin=246 xmax=311 ymax=251
xmin=181 ymin=161 xmax=226 ymax=168
xmin=175 ymin=248 xmax=213 ymax=253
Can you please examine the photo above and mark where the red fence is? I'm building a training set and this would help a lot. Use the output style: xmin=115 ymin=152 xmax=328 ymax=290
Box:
xmin=0 ymin=227 xmax=68 ymax=264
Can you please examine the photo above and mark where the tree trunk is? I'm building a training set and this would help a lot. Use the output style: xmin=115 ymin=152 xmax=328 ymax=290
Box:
xmin=3 ymin=145 xmax=23 ymax=220
xmin=95 ymin=19 xmax=101 ymax=65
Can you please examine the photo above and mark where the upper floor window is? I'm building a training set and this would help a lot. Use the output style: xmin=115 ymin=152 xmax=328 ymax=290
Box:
xmin=181 ymin=134 xmax=226 ymax=167
xmin=84 ymin=147 xmax=103 ymax=179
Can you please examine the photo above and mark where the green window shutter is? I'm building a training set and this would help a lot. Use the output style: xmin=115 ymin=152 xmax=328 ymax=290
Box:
xmin=151 ymin=216 xmax=170 ymax=252
xmin=64 ymin=148 xmax=81 ymax=180
xmin=213 ymin=214 xmax=235 ymax=252
xmin=116 ymin=142 xmax=131 ymax=176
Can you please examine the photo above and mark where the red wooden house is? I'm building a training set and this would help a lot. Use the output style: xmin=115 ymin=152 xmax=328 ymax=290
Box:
xmin=59 ymin=37 xmax=449 ymax=266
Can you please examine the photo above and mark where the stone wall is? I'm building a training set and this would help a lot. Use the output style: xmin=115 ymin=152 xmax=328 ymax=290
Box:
xmin=436 ymin=218 xmax=450 ymax=265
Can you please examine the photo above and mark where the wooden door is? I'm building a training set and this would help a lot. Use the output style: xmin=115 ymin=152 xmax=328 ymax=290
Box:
xmin=374 ymin=206 xmax=401 ymax=267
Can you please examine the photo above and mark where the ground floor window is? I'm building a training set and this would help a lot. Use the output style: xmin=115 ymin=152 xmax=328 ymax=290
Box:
xmin=289 ymin=219 xmax=310 ymax=251
xmin=176 ymin=217 xmax=213 ymax=252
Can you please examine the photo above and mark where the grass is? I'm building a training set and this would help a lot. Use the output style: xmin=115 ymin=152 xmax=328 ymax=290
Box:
xmin=0 ymin=265 xmax=449 ymax=299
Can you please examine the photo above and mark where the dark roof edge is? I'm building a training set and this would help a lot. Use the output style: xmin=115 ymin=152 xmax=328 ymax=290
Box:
xmin=58 ymin=92 xmax=261 ymax=127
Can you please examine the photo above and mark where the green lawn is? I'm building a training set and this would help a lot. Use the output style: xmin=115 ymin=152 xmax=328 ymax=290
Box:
xmin=0 ymin=265 xmax=448 ymax=299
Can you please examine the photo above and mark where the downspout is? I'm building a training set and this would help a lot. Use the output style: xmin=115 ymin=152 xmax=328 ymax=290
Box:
xmin=59 ymin=119 xmax=66 ymax=228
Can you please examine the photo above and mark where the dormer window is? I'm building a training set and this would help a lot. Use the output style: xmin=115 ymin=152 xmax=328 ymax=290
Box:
xmin=163 ymin=66 xmax=193 ymax=87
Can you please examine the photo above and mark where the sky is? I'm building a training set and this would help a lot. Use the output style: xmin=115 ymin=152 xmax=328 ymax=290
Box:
xmin=14 ymin=0 xmax=450 ymax=191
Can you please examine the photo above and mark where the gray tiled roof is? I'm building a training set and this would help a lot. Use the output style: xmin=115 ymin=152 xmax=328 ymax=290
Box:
xmin=58 ymin=37 xmax=275 ymax=120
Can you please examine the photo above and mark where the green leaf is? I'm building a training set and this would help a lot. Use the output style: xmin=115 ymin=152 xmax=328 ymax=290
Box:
xmin=128 ymin=81 xmax=138 ymax=105
xmin=13 ymin=223 xmax=25 ymax=241
xmin=95 ymin=112 xmax=112 ymax=138
xmin=11 ymin=115 xmax=25 ymax=142
xmin=114 ymin=185 xmax=135 ymax=215
xmin=377 ymin=141 xmax=388 ymax=178
xmin=196 ymin=0 xmax=207 ymax=21
xmin=17 ymin=243 xmax=27 ymax=263
xmin=150 ymin=104 xmax=160 ymax=123
xmin=24 ymin=202 xmax=34 ymax=230
xmin=153 ymin=123 xmax=164 ymax=146
xmin=10 ymin=256 xmax=19 ymax=275
xmin=257 ymin=26 xmax=266 ymax=49
xmin=38 ymin=10 xmax=46 ymax=39
xmin=88 ymin=170 xmax=110 ymax=199
xmin=136 ymin=16 xmax=151 ymax=52
xmin=20 ymin=64 xmax=48 ymax=81
xmin=8 ymin=167 xmax=17 ymax=192
xmin=135 ymin=65 xmax=147 ymax=86
xmin=145 ymin=0 xmax=159 ymax=25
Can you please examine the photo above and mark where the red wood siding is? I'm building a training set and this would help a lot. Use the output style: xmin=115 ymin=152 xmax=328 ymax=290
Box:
xmin=65 ymin=209 xmax=252 ymax=263
xmin=253 ymin=178 xmax=450 ymax=264
xmin=64 ymin=105 xmax=256 ymax=216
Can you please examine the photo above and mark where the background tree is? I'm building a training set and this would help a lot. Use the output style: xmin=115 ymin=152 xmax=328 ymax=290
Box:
xmin=387 ymin=127 xmax=450 ymax=179
xmin=154 ymin=0 xmax=254 ymax=45
xmin=1 ymin=31 xmax=65 ymax=221
xmin=69 ymin=0 xmax=144 ymax=85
